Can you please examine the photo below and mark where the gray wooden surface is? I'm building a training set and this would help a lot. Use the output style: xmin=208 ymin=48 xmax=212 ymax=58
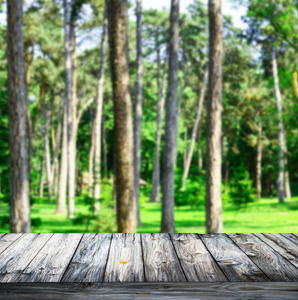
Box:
xmin=0 ymin=233 xmax=298 ymax=283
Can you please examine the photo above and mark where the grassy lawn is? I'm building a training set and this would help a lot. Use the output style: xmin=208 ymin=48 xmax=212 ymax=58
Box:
xmin=0 ymin=196 xmax=297 ymax=233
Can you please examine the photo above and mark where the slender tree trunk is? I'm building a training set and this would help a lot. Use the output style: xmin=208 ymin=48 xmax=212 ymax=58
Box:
xmin=64 ymin=0 xmax=75 ymax=218
xmin=181 ymin=67 xmax=208 ymax=191
xmin=206 ymin=0 xmax=223 ymax=233
xmin=284 ymin=167 xmax=291 ymax=199
xmin=272 ymin=47 xmax=285 ymax=203
xmin=103 ymin=118 xmax=108 ymax=178
xmin=256 ymin=123 xmax=262 ymax=199
xmin=7 ymin=0 xmax=31 ymax=233
xmin=56 ymin=106 xmax=67 ymax=214
xmin=134 ymin=0 xmax=143 ymax=226
xmin=107 ymin=0 xmax=137 ymax=233
xmin=161 ymin=0 xmax=180 ymax=233
xmin=183 ymin=127 xmax=187 ymax=169
xmin=39 ymin=156 xmax=45 ymax=199
xmin=150 ymin=48 xmax=167 ymax=202
xmin=93 ymin=6 xmax=108 ymax=215
xmin=44 ymin=111 xmax=53 ymax=202
xmin=197 ymin=120 xmax=203 ymax=175
xmin=88 ymin=121 xmax=95 ymax=197
xmin=51 ymin=103 xmax=63 ymax=197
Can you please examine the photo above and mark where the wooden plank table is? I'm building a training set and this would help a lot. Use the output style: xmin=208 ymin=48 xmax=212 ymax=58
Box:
xmin=0 ymin=233 xmax=297 ymax=299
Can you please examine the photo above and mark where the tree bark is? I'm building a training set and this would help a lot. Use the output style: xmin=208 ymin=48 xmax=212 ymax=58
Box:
xmin=102 ymin=118 xmax=108 ymax=178
xmin=206 ymin=0 xmax=223 ymax=233
xmin=39 ymin=156 xmax=44 ymax=199
xmin=7 ymin=0 xmax=31 ymax=233
xmin=197 ymin=120 xmax=203 ymax=175
xmin=56 ymin=105 xmax=67 ymax=214
xmin=93 ymin=5 xmax=108 ymax=215
xmin=44 ymin=111 xmax=53 ymax=202
xmin=134 ymin=0 xmax=143 ymax=226
xmin=183 ymin=127 xmax=187 ymax=169
xmin=272 ymin=47 xmax=285 ymax=203
xmin=150 ymin=48 xmax=167 ymax=202
xmin=88 ymin=120 xmax=95 ymax=198
xmin=107 ymin=0 xmax=137 ymax=233
xmin=181 ymin=67 xmax=208 ymax=191
xmin=256 ymin=123 xmax=262 ymax=198
xmin=283 ymin=137 xmax=291 ymax=199
xmin=161 ymin=0 xmax=180 ymax=233
xmin=64 ymin=0 xmax=75 ymax=218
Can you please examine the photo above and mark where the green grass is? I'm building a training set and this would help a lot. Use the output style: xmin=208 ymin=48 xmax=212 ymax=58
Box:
xmin=0 ymin=196 xmax=298 ymax=233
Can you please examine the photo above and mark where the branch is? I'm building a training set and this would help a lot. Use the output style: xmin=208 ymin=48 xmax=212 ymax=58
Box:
xmin=77 ymin=98 xmax=94 ymax=125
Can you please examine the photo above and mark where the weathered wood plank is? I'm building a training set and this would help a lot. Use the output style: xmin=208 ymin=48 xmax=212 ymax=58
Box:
xmin=0 ymin=234 xmax=23 ymax=254
xmin=141 ymin=233 xmax=186 ymax=282
xmin=0 ymin=234 xmax=53 ymax=282
xmin=281 ymin=233 xmax=298 ymax=245
xmin=0 ymin=234 xmax=5 ymax=240
xmin=171 ymin=233 xmax=227 ymax=281
xmin=17 ymin=233 xmax=82 ymax=282
xmin=104 ymin=233 xmax=144 ymax=282
xmin=200 ymin=233 xmax=269 ymax=281
xmin=229 ymin=233 xmax=298 ymax=281
xmin=0 ymin=282 xmax=297 ymax=300
xmin=255 ymin=233 xmax=298 ymax=269
xmin=62 ymin=233 xmax=112 ymax=282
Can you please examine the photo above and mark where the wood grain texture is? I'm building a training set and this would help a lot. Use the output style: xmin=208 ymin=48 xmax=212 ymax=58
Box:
xmin=282 ymin=233 xmax=298 ymax=245
xmin=141 ymin=233 xmax=186 ymax=282
xmin=229 ymin=233 xmax=298 ymax=281
xmin=0 ymin=282 xmax=297 ymax=300
xmin=0 ymin=234 xmax=53 ymax=282
xmin=255 ymin=233 xmax=298 ymax=268
xmin=0 ymin=234 xmax=5 ymax=240
xmin=62 ymin=233 xmax=112 ymax=282
xmin=104 ymin=234 xmax=144 ymax=282
xmin=171 ymin=233 xmax=227 ymax=281
xmin=0 ymin=234 xmax=23 ymax=254
xmin=17 ymin=233 xmax=82 ymax=282
xmin=200 ymin=234 xmax=269 ymax=281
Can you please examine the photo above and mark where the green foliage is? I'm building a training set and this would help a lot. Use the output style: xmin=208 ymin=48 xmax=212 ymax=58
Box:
xmin=229 ymin=165 xmax=256 ymax=208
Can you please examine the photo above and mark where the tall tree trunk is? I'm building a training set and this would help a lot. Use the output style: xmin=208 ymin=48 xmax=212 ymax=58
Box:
xmin=102 ymin=118 xmax=108 ymax=178
xmin=44 ymin=111 xmax=53 ymax=202
xmin=39 ymin=156 xmax=45 ymax=199
xmin=206 ymin=0 xmax=223 ymax=233
xmin=272 ymin=47 xmax=285 ymax=203
xmin=56 ymin=106 xmax=67 ymax=214
xmin=161 ymin=0 xmax=180 ymax=233
xmin=134 ymin=0 xmax=143 ymax=226
xmin=181 ymin=67 xmax=208 ymax=191
xmin=51 ymin=103 xmax=63 ymax=197
xmin=64 ymin=0 xmax=75 ymax=218
xmin=88 ymin=121 xmax=95 ymax=197
xmin=107 ymin=0 xmax=137 ymax=233
xmin=150 ymin=48 xmax=167 ymax=202
xmin=256 ymin=123 xmax=262 ymax=199
xmin=197 ymin=120 xmax=203 ymax=175
xmin=93 ymin=6 xmax=108 ymax=215
xmin=183 ymin=127 xmax=187 ymax=169
xmin=284 ymin=167 xmax=291 ymax=199
xmin=7 ymin=0 xmax=31 ymax=233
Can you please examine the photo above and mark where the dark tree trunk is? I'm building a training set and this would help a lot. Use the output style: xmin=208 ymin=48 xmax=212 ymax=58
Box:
xmin=107 ymin=0 xmax=137 ymax=233
xmin=161 ymin=0 xmax=180 ymax=233
xmin=206 ymin=0 xmax=223 ymax=233
xmin=7 ymin=0 xmax=31 ymax=233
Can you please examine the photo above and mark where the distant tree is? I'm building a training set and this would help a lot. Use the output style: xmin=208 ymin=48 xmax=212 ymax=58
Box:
xmin=161 ymin=0 xmax=180 ymax=233
xmin=7 ymin=0 xmax=31 ymax=232
xmin=107 ymin=0 xmax=137 ymax=233
xmin=206 ymin=0 xmax=223 ymax=233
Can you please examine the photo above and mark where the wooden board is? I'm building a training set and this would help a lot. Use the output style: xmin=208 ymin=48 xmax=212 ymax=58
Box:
xmin=282 ymin=233 xmax=298 ymax=245
xmin=17 ymin=233 xmax=82 ymax=282
xmin=0 ymin=234 xmax=53 ymax=282
xmin=62 ymin=233 xmax=112 ymax=282
xmin=0 ymin=234 xmax=5 ymax=240
xmin=141 ymin=233 xmax=186 ymax=282
xmin=0 ymin=234 xmax=23 ymax=254
xmin=229 ymin=233 xmax=298 ymax=281
xmin=171 ymin=233 xmax=227 ymax=281
xmin=104 ymin=233 xmax=144 ymax=282
xmin=199 ymin=233 xmax=269 ymax=281
xmin=0 ymin=282 xmax=297 ymax=300
xmin=255 ymin=233 xmax=298 ymax=268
